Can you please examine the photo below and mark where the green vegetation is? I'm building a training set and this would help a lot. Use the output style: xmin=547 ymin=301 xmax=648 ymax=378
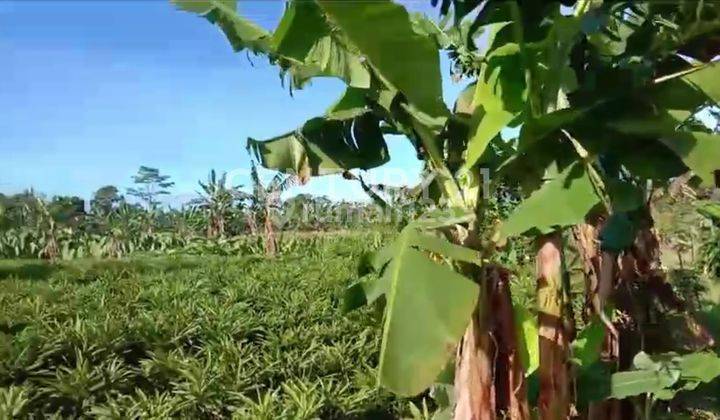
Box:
xmin=2 ymin=0 xmax=720 ymax=418
xmin=0 ymin=234 xmax=420 ymax=419
xmin=0 ymin=167 xmax=404 ymax=261
xmin=174 ymin=0 xmax=720 ymax=418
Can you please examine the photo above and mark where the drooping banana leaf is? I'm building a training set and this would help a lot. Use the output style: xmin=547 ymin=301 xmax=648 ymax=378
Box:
xmin=171 ymin=0 xmax=271 ymax=54
xmin=175 ymin=0 xmax=370 ymax=88
xmin=317 ymin=0 xmax=448 ymax=119
xmin=379 ymin=245 xmax=477 ymax=396
xmin=376 ymin=225 xmax=479 ymax=396
xmin=610 ymin=110 xmax=720 ymax=186
xmin=247 ymin=113 xmax=389 ymax=182
xmin=271 ymin=0 xmax=329 ymax=60
xmin=271 ymin=0 xmax=370 ymax=88
xmin=341 ymin=214 xmax=481 ymax=395
xmin=280 ymin=26 xmax=371 ymax=88
xmin=326 ymin=87 xmax=371 ymax=120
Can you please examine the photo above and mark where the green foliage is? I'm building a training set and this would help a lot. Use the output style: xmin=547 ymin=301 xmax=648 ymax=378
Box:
xmin=599 ymin=213 xmax=637 ymax=253
xmin=247 ymin=113 xmax=389 ymax=179
xmin=168 ymin=0 xmax=720 ymax=413
xmin=0 ymin=235 xmax=420 ymax=418
xmin=91 ymin=185 xmax=123 ymax=215
xmin=171 ymin=0 xmax=270 ymax=54
xmin=610 ymin=351 xmax=720 ymax=407
xmin=513 ymin=304 xmax=539 ymax=376
xmin=499 ymin=162 xmax=600 ymax=240
xmin=610 ymin=351 xmax=720 ymax=402
xmin=696 ymin=200 xmax=720 ymax=277
xmin=126 ymin=166 xmax=175 ymax=210
xmin=571 ymin=318 xmax=606 ymax=368
xmin=318 ymin=0 xmax=447 ymax=119
xmin=192 ymin=169 xmax=246 ymax=238
xmin=372 ymin=223 xmax=479 ymax=396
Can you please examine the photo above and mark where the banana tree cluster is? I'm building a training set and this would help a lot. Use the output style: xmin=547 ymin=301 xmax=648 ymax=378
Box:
xmin=174 ymin=0 xmax=720 ymax=417
xmin=191 ymin=169 xmax=247 ymax=239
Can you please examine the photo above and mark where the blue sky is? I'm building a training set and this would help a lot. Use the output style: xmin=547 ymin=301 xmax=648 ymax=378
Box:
xmin=1 ymin=0 xmax=469 ymax=205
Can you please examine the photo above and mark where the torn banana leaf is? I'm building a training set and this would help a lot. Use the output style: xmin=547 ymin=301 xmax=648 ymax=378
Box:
xmin=272 ymin=0 xmax=370 ymax=88
xmin=172 ymin=0 xmax=271 ymax=54
xmin=247 ymin=113 xmax=389 ymax=182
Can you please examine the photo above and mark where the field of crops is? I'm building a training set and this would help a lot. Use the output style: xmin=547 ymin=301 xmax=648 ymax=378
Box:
xmin=5 ymin=0 xmax=720 ymax=418
xmin=0 ymin=233 xmax=423 ymax=419
xmin=2 ymin=229 xmax=720 ymax=419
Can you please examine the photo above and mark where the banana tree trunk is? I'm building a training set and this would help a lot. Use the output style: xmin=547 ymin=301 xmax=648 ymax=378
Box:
xmin=263 ymin=206 xmax=277 ymax=256
xmin=574 ymin=222 xmax=621 ymax=420
xmin=454 ymin=275 xmax=495 ymax=420
xmin=489 ymin=266 xmax=530 ymax=420
xmin=536 ymin=233 xmax=570 ymax=420
xmin=217 ymin=214 xmax=225 ymax=238
xmin=246 ymin=213 xmax=258 ymax=235
xmin=454 ymin=266 xmax=530 ymax=420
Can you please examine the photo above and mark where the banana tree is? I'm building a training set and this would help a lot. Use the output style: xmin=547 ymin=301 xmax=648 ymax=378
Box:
xmin=173 ymin=0 xmax=720 ymax=417
xmin=192 ymin=169 xmax=243 ymax=238
xmin=30 ymin=197 xmax=60 ymax=261
xmin=244 ymin=163 xmax=296 ymax=255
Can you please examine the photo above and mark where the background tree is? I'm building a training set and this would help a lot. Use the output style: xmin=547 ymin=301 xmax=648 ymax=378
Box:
xmin=126 ymin=166 xmax=174 ymax=210
xmin=0 ymin=190 xmax=39 ymax=229
xmin=246 ymin=164 xmax=296 ymax=255
xmin=192 ymin=169 xmax=244 ymax=238
xmin=47 ymin=196 xmax=85 ymax=227
xmin=91 ymin=185 xmax=123 ymax=215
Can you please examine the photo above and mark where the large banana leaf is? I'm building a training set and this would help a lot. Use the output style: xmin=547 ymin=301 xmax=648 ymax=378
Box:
xmin=614 ymin=63 xmax=720 ymax=185
xmin=462 ymin=42 xmax=526 ymax=172
xmin=684 ymin=62 xmax=720 ymax=104
xmin=610 ymin=369 xmax=678 ymax=400
xmin=499 ymin=162 xmax=600 ymax=240
xmin=273 ymin=1 xmax=370 ymax=88
xmin=271 ymin=0 xmax=328 ymax=60
xmin=175 ymin=0 xmax=369 ymax=88
xmin=659 ymin=131 xmax=720 ymax=186
xmin=288 ymin=36 xmax=371 ymax=88
xmin=610 ymin=111 xmax=720 ymax=186
xmin=317 ymin=0 xmax=448 ymax=119
xmin=172 ymin=0 xmax=270 ymax=54
xmin=377 ymin=226 xmax=479 ymax=396
xmin=609 ymin=351 xmax=720 ymax=400
xmin=247 ymin=113 xmax=389 ymax=181
xmin=326 ymin=87 xmax=370 ymax=120
xmin=342 ymin=215 xmax=481 ymax=395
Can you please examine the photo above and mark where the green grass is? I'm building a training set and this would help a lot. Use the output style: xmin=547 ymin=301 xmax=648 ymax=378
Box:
xmin=0 ymin=234 xmax=414 ymax=419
